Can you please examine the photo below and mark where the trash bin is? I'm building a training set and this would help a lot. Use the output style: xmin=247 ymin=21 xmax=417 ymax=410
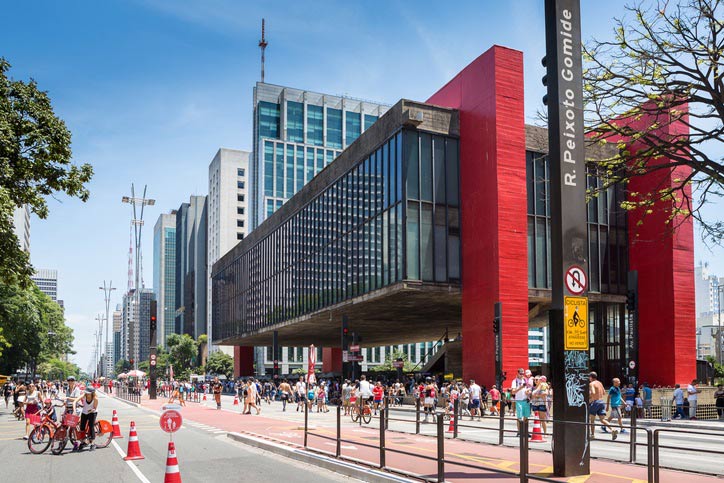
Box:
xmin=660 ymin=397 xmax=672 ymax=422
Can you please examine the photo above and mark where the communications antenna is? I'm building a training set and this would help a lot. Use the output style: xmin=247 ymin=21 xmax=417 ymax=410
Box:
xmin=259 ymin=18 xmax=268 ymax=82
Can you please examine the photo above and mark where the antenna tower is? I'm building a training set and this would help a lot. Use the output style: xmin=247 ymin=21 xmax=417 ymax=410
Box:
xmin=259 ymin=18 xmax=268 ymax=82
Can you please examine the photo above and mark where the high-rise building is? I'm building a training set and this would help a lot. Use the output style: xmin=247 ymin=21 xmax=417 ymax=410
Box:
xmin=112 ymin=304 xmax=122 ymax=368
xmin=207 ymin=149 xmax=250 ymax=352
xmin=695 ymin=262 xmax=720 ymax=320
xmin=251 ymin=82 xmax=389 ymax=228
xmin=121 ymin=289 xmax=155 ymax=365
xmin=154 ymin=211 xmax=177 ymax=347
xmin=175 ymin=196 xmax=207 ymax=339
xmin=32 ymin=268 xmax=58 ymax=301
xmin=528 ymin=327 xmax=549 ymax=367
xmin=12 ymin=205 xmax=31 ymax=253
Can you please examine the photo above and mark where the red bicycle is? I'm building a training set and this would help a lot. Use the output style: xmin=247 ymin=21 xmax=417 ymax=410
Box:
xmin=49 ymin=412 xmax=113 ymax=454
xmin=27 ymin=407 xmax=61 ymax=454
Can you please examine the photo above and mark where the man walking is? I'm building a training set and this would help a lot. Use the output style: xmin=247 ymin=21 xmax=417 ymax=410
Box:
xmin=469 ymin=380 xmax=482 ymax=420
xmin=672 ymin=384 xmax=685 ymax=419
xmin=606 ymin=377 xmax=624 ymax=433
xmin=687 ymin=379 xmax=701 ymax=420
xmin=588 ymin=372 xmax=617 ymax=440
xmin=511 ymin=369 xmax=531 ymax=436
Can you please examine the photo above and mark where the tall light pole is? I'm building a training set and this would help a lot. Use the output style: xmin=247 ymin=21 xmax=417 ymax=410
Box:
xmin=99 ymin=281 xmax=116 ymax=376
xmin=717 ymin=285 xmax=723 ymax=365
xmin=122 ymin=184 xmax=155 ymax=369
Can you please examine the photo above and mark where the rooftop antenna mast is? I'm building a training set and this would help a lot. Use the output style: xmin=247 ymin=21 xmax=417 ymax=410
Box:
xmin=259 ymin=18 xmax=268 ymax=82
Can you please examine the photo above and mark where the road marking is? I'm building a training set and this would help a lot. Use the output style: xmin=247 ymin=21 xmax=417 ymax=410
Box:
xmin=324 ymin=442 xmax=357 ymax=450
xmin=111 ymin=440 xmax=151 ymax=483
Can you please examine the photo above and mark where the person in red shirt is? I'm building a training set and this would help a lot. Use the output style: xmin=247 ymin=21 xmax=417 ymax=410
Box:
xmin=372 ymin=381 xmax=385 ymax=415
xmin=489 ymin=385 xmax=501 ymax=415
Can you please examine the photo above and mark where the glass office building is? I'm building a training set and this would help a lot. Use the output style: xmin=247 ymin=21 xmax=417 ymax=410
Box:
xmin=213 ymin=101 xmax=461 ymax=345
xmin=252 ymin=83 xmax=390 ymax=229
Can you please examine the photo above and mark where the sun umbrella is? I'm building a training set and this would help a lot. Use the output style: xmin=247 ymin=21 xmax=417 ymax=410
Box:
xmin=127 ymin=369 xmax=146 ymax=378
xmin=117 ymin=373 xmax=128 ymax=379
xmin=307 ymin=344 xmax=316 ymax=385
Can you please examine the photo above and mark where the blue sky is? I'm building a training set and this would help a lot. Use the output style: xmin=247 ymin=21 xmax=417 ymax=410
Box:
xmin=2 ymin=0 xmax=721 ymax=370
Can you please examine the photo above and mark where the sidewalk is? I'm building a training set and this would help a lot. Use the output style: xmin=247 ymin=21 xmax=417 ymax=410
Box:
xmin=108 ymin=393 xmax=721 ymax=483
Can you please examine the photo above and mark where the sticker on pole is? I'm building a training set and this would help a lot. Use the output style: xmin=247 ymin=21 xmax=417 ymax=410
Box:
xmin=629 ymin=360 xmax=636 ymax=370
xmin=160 ymin=409 xmax=183 ymax=433
xmin=564 ymin=296 xmax=589 ymax=350
xmin=564 ymin=265 xmax=587 ymax=295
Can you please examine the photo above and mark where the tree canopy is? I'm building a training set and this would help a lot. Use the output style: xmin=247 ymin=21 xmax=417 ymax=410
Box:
xmin=204 ymin=350 xmax=234 ymax=379
xmin=0 ymin=58 xmax=93 ymax=285
xmin=0 ymin=281 xmax=74 ymax=376
xmin=166 ymin=333 xmax=200 ymax=380
xmin=583 ymin=0 xmax=723 ymax=241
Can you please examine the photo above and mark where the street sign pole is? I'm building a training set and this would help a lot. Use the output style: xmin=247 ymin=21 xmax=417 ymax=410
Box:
xmin=544 ymin=0 xmax=590 ymax=476
xmin=494 ymin=302 xmax=505 ymax=389
xmin=272 ymin=330 xmax=279 ymax=380
xmin=149 ymin=300 xmax=157 ymax=400
xmin=627 ymin=271 xmax=639 ymax=386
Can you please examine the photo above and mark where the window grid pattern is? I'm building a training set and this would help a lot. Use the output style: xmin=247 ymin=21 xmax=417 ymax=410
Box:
xmin=213 ymin=130 xmax=459 ymax=337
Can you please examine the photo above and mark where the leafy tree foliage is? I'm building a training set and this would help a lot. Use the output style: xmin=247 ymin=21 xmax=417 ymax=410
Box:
xmin=0 ymin=281 xmax=74 ymax=376
xmin=583 ymin=0 xmax=724 ymax=241
xmin=0 ymin=58 xmax=93 ymax=285
xmin=166 ymin=333 xmax=199 ymax=380
xmin=115 ymin=359 xmax=131 ymax=375
xmin=37 ymin=358 xmax=80 ymax=381
xmin=369 ymin=350 xmax=415 ymax=373
xmin=204 ymin=350 xmax=234 ymax=379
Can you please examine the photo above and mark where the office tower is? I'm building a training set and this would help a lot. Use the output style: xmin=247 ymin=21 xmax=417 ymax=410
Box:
xmin=154 ymin=211 xmax=177 ymax=347
xmin=175 ymin=196 xmax=207 ymax=339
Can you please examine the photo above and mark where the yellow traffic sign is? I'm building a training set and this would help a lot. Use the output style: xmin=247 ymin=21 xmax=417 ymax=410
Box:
xmin=564 ymin=296 xmax=589 ymax=350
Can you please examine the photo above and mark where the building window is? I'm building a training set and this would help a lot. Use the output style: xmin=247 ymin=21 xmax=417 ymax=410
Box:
xmin=237 ymin=194 xmax=245 ymax=202
xmin=237 ymin=207 xmax=245 ymax=215
xmin=346 ymin=111 xmax=361 ymax=146
xmin=258 ymin=101 xmax=280 ymax=139
xmin=237 ymin=233 xmax=244 ymax=240
xmin=287 ymin=101 xmax=304 ymax=143
xmin=364 ymin=114 xmax=378 ymax=130
xmin=237 ymin=181 xmax=245 ymax=189
xmin=237 ymin=168 xmax=245 ymax=177
xmin=237 ymin=220 xmax=244 ymax=227
xmin=307 ymin=105 xmax=324 ymax=146
xmin=264 ymin=141 xmax=274 ymax=197
xmin=326 ymin=108 xmax=342 ymax=149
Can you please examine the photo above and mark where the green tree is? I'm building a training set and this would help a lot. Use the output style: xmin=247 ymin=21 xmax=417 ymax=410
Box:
xmin=370 ymin=350 xmax=415 ymax=373
xmin=0 ymin=58 xmax=94 ymax=285
xmin=0 ymin=281 xmax=74 ymax=376
xmin=204 ymin=351 xmax=234 ymax=379
xmin=115 ymin=359 xmax=131 ymax=374
xmin=583 ymin=0 xmax=724 ymax=241
xmin=166 ymin=333 xmax=199 ymax=379
xmin=38 ymin=357 xmax=80 ymax=381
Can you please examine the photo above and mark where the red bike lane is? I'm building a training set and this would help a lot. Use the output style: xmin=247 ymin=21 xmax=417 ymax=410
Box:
xmin=126 ymin=395 xmax=717 ymax=483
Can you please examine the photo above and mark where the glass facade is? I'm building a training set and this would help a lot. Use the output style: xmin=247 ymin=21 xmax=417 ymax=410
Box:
xmin=307 ymin=105 xmax=324 ymax=146
xmin=213 ymin=128 xmax=460 ymax=340
xmin=258 ymin=101 xmax=280 ymax=139
xmin=287 ymin=101 xmax=304 ymax=143
xmin=326 ymin=108 xmax=343 ymax=149
xmin=346 ymin=112 xmax=361 ymax=146
xmin=364 ymin=114 xmax=378 ymax=130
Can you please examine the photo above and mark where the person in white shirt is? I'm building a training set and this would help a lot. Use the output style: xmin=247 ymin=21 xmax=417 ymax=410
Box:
xmin=511 ymin=368 xmax=531 ymax=436
xmin=358 ymin=375 xmax=373 ymax=402
xmin=469 ymin=380 xmax=482 ymax=419
xmin=686 ymin=379 xmax=701 ymax=420
xmin=295 ymin=378 xmax=306 ymax=412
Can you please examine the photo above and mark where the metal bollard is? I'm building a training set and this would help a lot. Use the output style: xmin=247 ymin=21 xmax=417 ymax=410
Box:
xmin=629 ymin=410 xmax=637 ymax=463
xmin=436 ymin=413 xmax=445 ymax=482
xmin=304 ymin=396 xmax=309 ymax=448
xmin=519 ymin=418 xmax=529 ymax=482
xmin=379 ymin=405 xmax=386 ymax=468
xmin=336 ymin=405 xmax=341 ymax=457
xmin=415 ymin=398 xmax=421 ymax=434
xmin=453 ymin=398 xmax=459 ymax=438
xmin=499 ymin=403 xmax=505 ymax=445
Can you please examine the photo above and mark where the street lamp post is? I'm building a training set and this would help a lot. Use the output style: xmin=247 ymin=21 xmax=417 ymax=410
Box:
xmin=717 ymin=285 xmax=723 ymax=365
xmin=122 ymin=184 xmax=155 ymax=370
xmin=99 ymin=281 xmax=116 ymax=376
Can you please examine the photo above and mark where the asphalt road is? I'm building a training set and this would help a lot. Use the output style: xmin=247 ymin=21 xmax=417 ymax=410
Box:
xmin=0 ymin=394 xmax=357 ymax=483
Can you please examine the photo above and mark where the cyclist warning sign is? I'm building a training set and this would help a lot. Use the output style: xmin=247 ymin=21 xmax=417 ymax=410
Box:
xmin=564 ymin=296 xmax=589 ymax=350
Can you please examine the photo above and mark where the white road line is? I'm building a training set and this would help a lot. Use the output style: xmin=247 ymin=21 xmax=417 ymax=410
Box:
xmin=111 ymin=440 xmax=152 ymax=483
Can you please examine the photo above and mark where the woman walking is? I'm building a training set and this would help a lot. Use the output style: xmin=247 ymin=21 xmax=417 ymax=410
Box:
xmin=24 ymin=383 xmax=41 ymax=440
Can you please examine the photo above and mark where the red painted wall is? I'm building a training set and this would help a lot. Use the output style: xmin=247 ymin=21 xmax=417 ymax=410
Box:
xmin=322 ymin=347 xmax=343 ymax=373
xmin=427 ymin=46 xmax=529 ymax=387
xmin=621 ymin=103 xmax=696 ymax=386
xmin=234 ymin=346 xmax=255 ymax=378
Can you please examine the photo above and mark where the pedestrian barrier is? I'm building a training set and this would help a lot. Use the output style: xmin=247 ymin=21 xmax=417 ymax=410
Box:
xmin=116 ymin=385 xmax=141 ymax=404
xmin=659 ymin=397 xmax=672 ymax=421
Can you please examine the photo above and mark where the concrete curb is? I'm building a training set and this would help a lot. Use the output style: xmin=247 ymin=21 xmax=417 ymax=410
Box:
xmin=226 ymin=431 xmax=418 ymax=483
xmin=637 ymin=419 xmax=724 ymax=431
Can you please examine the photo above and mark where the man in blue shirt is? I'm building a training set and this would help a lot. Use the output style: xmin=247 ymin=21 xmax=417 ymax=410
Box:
xmin=642 ymin=382 xmax=653 ymax=418
xmin=624 ymin=383 xmax=635 ymax=416
xmin=606 ymin=378 xmax=625 ymax=433
xmin=672 ymin=384 xmax=685 ymax=419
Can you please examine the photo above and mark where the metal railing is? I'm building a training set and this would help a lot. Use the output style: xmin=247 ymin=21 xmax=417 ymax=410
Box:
xmin=293 ymin=395 xmax=723 ymax=482
xmin=115 ymin=385 xmax=141 ymax=404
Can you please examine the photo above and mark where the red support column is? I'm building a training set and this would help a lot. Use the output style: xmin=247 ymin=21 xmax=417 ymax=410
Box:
xmin=623 ymin=103 xmax=696 ymax=386
xmin=427 ymin=45 xmax=529 ymax=387
xmin=234 ymin=346 xmax=255 ymax=378
xmin=322 ymin=348 xmax=342 ymax=374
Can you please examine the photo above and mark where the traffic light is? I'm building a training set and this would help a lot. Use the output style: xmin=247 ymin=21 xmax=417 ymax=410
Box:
xmin=341 ymin=316 xmax=349 ymax=349
xmin=541 ymin=56 xmax=549 ymax=105
xmin=626 ymin=290 xmax=637 ymax=312
xmin=149 ymin=300 xmax=157 ymax=333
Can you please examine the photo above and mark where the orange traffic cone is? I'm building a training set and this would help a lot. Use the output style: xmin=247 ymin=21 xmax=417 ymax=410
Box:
xmin=112 ymin=410 xmax=123 ymax=438
xmin=530 ymin=412 xmax=545 ymax=443
xmin=202 ymin=393 xmax=207 ymax=401
xmin=123 ymin=421 xmax=145 ymax=460
xmin=233 ymin=396 xmax=239 ymax=406
xmin=164 ymin=441 xmax=182 ymax=483
xmin=446 ymin=415 xmax=458 ymax=433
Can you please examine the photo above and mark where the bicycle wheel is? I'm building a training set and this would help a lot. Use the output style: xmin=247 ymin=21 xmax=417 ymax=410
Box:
xmin=362 ymin=409 xmax=372 ymax=424
xmin=50 ymin=432 xmax=68 ymax=455
xmin=28 ymin=425 xmax=52 ymax=454
xmin=350 ymin=408 xmax=360 ymax=423
xmin=94 ymin=421 xmax=113 ymax=448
